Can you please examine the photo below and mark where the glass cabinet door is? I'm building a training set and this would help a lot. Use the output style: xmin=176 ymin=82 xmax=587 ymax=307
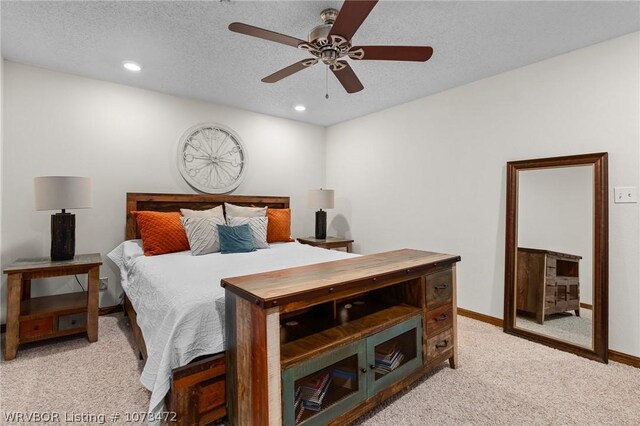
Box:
xmin=282 ymin=340 xmax=367 ymax=426
xmin=366 ymin=315 xmax=423 ymax=398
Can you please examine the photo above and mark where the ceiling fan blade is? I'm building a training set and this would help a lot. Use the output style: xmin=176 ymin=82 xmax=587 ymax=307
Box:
xmin=328 ymin=0 xmax=378 ymax=41
xmin=349 ymin=46 xmax=434 ymax=62
xmin=331 ymin=61 xmax=364 ymax=94
xmin=262 ymin=59 xmax=318 ymax=83
xmin=229 ymin=22 xmax=306 ymax=48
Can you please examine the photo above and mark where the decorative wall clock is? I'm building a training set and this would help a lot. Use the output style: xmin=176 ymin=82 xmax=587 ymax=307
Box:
xmin=177 ymin=123 xmax=248 ymax=194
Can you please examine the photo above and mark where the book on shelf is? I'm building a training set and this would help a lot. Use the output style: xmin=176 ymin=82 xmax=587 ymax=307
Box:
xmin=375 ymin=353 xmax=404 ymax=374
xmin=299 ymin=371 xmax=331 ymax=401
xmin=375 ymin=342 xmax=400 ymax=360
xmin=302 ymin=379 xmax=331 ymax=411
xmin=331 ymin=368 xmax=357 ymax=390
xmin=295 ymin=405 xmax=305 ymax=424
xmin=297 ymin=371 xmax=332 ymax=413
xmin=294 ymin=386 xmax=302 ymax=411
xmin=375 ymin=342 xmax=405 ymax=374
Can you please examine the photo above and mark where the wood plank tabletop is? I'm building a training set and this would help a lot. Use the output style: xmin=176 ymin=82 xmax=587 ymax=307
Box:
xmin=222 ymin=249 xmax=460 ymax=308
xmin=4 ymin=253 xmax=102 ymax=273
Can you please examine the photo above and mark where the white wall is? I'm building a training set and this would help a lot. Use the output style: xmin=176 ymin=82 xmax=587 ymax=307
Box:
xmin=1 ymin=62 xmax=326 ymax=322
xmin=518 ymin=167 xmax=593 ymax=304
xmin=326 ymin=33 xmax=640 ymax=356
xmin=0 ymin=59 xmax=3 ymax=311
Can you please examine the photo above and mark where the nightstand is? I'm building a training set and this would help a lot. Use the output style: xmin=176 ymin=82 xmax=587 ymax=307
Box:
xmin=297 ymin=236 xmax=354 ymax=253
xmin=3 ymin=253 xmax=102 ymax=360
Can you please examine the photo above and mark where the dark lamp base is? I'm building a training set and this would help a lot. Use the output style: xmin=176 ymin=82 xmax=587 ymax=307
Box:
xmin=315 ymin=210 xmax=327 ymax=240
xmin=51 ymin=213 xmax=75 ymax=261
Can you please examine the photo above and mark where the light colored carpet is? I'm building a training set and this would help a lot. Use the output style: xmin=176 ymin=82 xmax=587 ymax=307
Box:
xmin=1 ymin=314 xmax=639 ymax=425
xmin=0 ymin=314 xmax=149 ymax=425
xmin=516 ymin=307 xmax=592 ymax=348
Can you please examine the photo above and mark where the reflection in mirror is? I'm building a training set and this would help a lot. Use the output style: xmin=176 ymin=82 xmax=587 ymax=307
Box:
xmin=515 ymin=166 xmax=593 ymax=348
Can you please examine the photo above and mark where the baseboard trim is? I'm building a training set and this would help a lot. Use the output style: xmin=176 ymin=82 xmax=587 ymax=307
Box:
xmin=457 ymin=307 xmax=503 ymax=327
xmin=458 ymin=307 xmax=638 ymax=369
xmin=609 ymin=349 xmax=640 ymax=368
xmin=98 ymin=304 xmax=124 ymax=316
xmin=580 ymin=302 xmax=593 ymax=310
xmin=0 ymin=304 xmax=123 ymax=334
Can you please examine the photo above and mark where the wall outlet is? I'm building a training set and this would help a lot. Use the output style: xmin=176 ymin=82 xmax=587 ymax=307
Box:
xmin=613 ymin=187 xmax=638 ymax=204
xmin=99 ymin=277 xmax=108 ymax=291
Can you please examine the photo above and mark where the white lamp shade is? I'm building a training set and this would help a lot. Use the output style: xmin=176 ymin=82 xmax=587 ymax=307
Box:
xmin=34 ymin=176 xmax=92 ymax=211
xmin=308 ymin=189 xmax=335 ymax=210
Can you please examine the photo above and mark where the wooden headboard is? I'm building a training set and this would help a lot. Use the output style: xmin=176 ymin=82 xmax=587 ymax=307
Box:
xmin=125 ymin=193 xmax=290 ymax=240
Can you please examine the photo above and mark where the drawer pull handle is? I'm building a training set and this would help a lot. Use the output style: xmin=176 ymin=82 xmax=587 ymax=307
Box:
xmin=71 ymin=320 xmax=76 ymax=325
xmin=434 ymin=284 xmax=448 ymax=290
xmin=436 ymin=340 xmax=449 ymax=349
xmin=369 ymin=364 xmax=376 ymax=370
xmin=435 ymin=314 xmax=448 ymax=322
xmin=360 ymin=368 xmax=367 ymax=374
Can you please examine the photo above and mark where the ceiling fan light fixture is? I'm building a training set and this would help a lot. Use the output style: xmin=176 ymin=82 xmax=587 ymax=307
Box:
xmin=294 ymin=105 xmax=306 ymax=112
xmin=230 ymin=0 xmax=433 ymax=95
xmin=123 ymin=61 xmax=142 ymax=72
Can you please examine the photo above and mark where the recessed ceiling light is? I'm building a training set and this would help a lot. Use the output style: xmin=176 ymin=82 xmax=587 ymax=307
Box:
xmin=123 ymin=61 xmax=142 ymax=72
xmin=294 ymin=105 xmax=306 ymax=112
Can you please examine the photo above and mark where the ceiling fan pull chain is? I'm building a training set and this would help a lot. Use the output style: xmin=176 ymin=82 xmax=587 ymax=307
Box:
xmin=325 ymin=65 xmax=329 ymax=99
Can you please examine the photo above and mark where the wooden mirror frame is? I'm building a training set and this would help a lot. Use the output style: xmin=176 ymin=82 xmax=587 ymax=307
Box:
xmin=504 ymin=152 xmax=608 ymax=363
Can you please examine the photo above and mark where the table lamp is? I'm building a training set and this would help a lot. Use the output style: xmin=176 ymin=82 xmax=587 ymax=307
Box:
xmin=308 ymin=189 xmax=334 ymax=239
xmin=34 ymin=176 xmax=92 ymax=261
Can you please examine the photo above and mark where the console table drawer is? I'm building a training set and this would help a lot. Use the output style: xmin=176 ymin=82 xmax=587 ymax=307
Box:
xmin=425 ymin=304 xmax=453 ymax=336
xmin=425 ymin=327 xmax=453 ymax=361
xmin=58 ymin=312 xmax=87 ymax=331
xmin=425 ymin=267 xmax=453 ymax=309
xmin=20 ymin=317 xmax=54 ymax=339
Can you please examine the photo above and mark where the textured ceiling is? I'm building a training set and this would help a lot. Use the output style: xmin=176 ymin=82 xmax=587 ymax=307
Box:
xmin=2 ymin=1 xmax=639 ymax=126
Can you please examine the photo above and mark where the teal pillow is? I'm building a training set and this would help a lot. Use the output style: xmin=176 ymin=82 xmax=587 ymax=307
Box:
xmin=217 ymin=224 xmax=256 ymax=254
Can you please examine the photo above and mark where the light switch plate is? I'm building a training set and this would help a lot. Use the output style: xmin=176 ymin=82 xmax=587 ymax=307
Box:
xmin=613 ymin=187 xmax=638 ymax=204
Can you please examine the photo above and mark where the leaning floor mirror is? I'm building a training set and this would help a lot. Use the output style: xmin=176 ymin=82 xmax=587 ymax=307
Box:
xmin=504 ymin=152 xmax=608 ymax=362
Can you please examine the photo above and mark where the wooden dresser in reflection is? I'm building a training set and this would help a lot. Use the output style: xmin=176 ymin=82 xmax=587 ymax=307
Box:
xmin=516 ymin=247 xmax=581 ymax=324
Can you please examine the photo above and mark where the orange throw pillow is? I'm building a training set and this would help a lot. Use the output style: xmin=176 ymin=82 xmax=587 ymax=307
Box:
xmin=133 ymin=211 xmax=190 ymax=256
xmin=266 ymin=208 xmax=294 ymax=243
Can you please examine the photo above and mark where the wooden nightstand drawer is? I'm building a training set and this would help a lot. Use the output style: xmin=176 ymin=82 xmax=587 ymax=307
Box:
xmin=20 ymin=317 xmax=54 ymax=339
xmin=425 ymin=267 xmax=453 ymax=309
xmin=58 ymin=312 xmax=87 ymax=331
xmin=424 ymin=327 xmax=453 ymax=361
xmin=425 ymin=303 xmax=453 ymax=336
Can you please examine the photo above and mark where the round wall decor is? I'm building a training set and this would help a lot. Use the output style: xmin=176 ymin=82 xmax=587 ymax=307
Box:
xmin=177 ymin=123 xmax=248 ymax=194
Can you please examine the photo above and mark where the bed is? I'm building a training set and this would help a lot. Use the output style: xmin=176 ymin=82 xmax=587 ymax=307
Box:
xmin=112 ymin=193 xmax=357 ymax=425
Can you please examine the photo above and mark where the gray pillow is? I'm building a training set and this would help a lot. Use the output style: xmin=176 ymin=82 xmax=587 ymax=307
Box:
xmin=224 ymin=202 xmax=267 ymax=218
xmin=227 ymin=216 xmax=269 ymax=249
xmin=181 ymin=205 xmax=225 ymax=221
xmin=181 ymin=216 xmax=225 ymax=255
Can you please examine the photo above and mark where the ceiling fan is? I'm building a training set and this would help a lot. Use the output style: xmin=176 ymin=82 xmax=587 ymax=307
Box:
xmin=229 ymin=0 xmax=433 ymax=94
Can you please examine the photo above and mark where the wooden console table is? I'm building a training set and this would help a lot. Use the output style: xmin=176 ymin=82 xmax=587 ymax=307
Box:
xmin=3 ymin=254 xmax=102 ymax=360
xmin=222 ymin=249 xmax=461 ymax=425
xmin=516 ymin=247 xmax=581 ymax=324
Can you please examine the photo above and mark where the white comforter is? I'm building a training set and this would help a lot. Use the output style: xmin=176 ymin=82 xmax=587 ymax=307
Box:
xmin=108 ymin=241 xmax=357 ymax=415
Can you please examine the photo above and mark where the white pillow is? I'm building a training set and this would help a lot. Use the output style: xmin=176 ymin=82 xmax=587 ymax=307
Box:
xmin=181 ymin=205 xmax=225 ymax=221
xmin=181 ymin=216 xmax=226 ymax=255
xmin=227 ymin=216 xmax=269 ymax=249
xmin=224 ymin=202 xmax=267 ymax=218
